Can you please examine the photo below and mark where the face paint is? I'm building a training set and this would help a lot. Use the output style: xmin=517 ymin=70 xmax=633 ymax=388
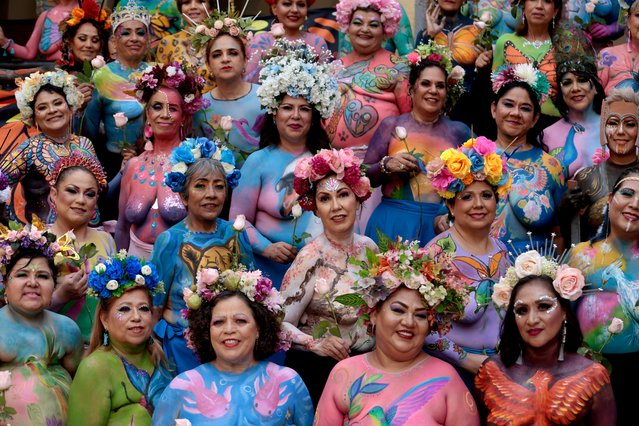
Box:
xmin=317 ymin=177 xmax=341 ymax=192
xmin=602 ymin=100 xmax=639 ymax=154
xmin=513 ymin=295 xmax=559 ymax=318
xmin=158 ymin=89 xmax=172 ymax=120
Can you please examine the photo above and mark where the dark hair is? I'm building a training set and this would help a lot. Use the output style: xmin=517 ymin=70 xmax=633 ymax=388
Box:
xmin=515 ymin=0 xmax=563 ymax=37
xmin=499 ymin=275 xmax=582 ymax=367
xmin=179 ymin=158 xmax=229 ymax=202
xmin=554 ymin=70 xmax=605 ymax=118
xmin=591 ymin=166 xmax=639 ymax=243
xmin=30 ymin=84 xmax=69 ymax=116
xmin=60 ymin=20 xmax=109 ymax=71
xmin=445 ymin=184 xmax=499 ymax=222
xmin=4 ymin=248 xmax=57 ymax=281
xmin=55 ymin=166 xmax=100 ymax=191
xmin=204 ymin=33 xmax=247 ymax=65
xmin=259 ymin=110 xmax=330 ymax=153
xmin=187 ymin=291 xmax=281 ymax=363
xmin=493 ymin=80 xmax=547 ymax=151
xmin=409 ymin=61 xmax=448 ymax=89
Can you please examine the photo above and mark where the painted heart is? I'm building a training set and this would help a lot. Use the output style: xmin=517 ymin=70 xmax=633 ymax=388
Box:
xmin=343 ymin=99 xmax=378 ymax=138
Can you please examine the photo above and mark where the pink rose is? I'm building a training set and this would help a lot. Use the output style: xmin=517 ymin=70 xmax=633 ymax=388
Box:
xmin=474 ymin=21 xmax=487 ymax=30
xmin=591 ymin=148 xmax=609 ymax=165
xmin=224 ymin=18 xmax=234 ymax=26
xmin=182 ymin=287 xmax=194 ymax=304
xmin=314 ymin=278 xmax=331 ymax=296
xmin=553 ymin=265 xmax=585 ymax=301
xmin=473 ymin=136 xmax=496 ymax=155
xmin=338 ymin=148 xmax=358 ymax=168
xmin=208 ymin=28 xmax=218 ymax=37
xmin=350 ymin=176 xmax=371 ymax=200
xmin=195 ymin=25 xmax=207 ymax=34
xmin=229 ymin=26 xmax=240 ymax=37
xmin=608 ymin=317 xmax=624 ymax=334
xmin=113 ymin=112 xmax=128 ymax=128
xmin=480 ymin=11 xmax=493 ymax=23
xmin=492 ymin=281 xmax=512 ymax=309
xmin=449 ymin=66 xmax=465 ymax=82
xmin=214 ymin=20 xmax=224 ymax=30
xmin=220 ymin=115 xmax=233 ymax=132
xmin=90 ymin=55 xmax=105 ymax=69
xmin=270 ymin=23 xmax=285 ymax=37
xmin=294 ymin=157 xmax=313 ymax=180
xmin=430 ymin=168 xmax=455 ymax=191
xmin=321 ymin=149 xmax=345 ymax=178
xmin=585 ymin=2 xmax=596 ymax=13
xmin=197 ymin=268 xmax=219 ymax=292
xmin=425 ymin=157 xmax=446 ymax=178
xmin=407 ymin=51 xmax=421 ymax=64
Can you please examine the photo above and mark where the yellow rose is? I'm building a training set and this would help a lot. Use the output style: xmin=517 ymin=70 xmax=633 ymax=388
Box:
xmin=462 ymin=173 xmax=474 ymax=185
xmin=484 ymin=153 xmax=503 ymax=183
xmin=462 ymin=138 xmax=475 ymax=149
xmin=443 ymin=151 xmax=471 ymax=179
xmin=440 ymin=190 xmax=456 ymax=199
xmin=440 ymin=148 xmax=457 ymax=163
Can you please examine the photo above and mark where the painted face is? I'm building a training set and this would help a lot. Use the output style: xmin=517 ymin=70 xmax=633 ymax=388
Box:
xmin=412 ymin=66 xmax=447 ymax=120
xmin=628 ymin=5 xmax=639 ymax=43
xmin=315 ymin=177 xmax=359 ymax=239
xmin=101 ymin=288 xmax=154 ymax=348
xmin=34 ymin=90 xmax=72 ymax=137
xmin=437 ymin=0 xmax=465 ymax=15
xmin=271 ymin=0 xmax=308 ymax=33
xmin=206 ymin=35 xmax=245 ymax=82
xmin=51 ymin=168 xmax=99 ymax=228
xmin=559 ymin=72 xmax=596 ymax=113
xmin=145 ymin=88 xmax=185 ymax=140
xmin=210 ymin=295 xmax=259 ymax=372
xmin=371 ymin=286 xmax=430 ymax=363
xmin=181 ymin=0 xmax=208 ymax=25
xmin=491 ymin=87 xmax=539 ymax=141
xmin=604 ymin=101 xmax=639 ymax=155
xmin=347 ymin=9 xmax=384 ymax=56
xmin=274 ymin=95 xmax=313 ymax=146
xmin=4 ymin=257 xmax=55 ymax=315
xmin=523 ymin=0 xmax=557 ymax=29
xmin=448 ymin=181 xmax=497 ymax=232
xmin=609 ymin=176 xmax=639 ymax=237
xmin=183 ymin=169 xmax=227 ymax=228
xmin=70 ymin=22 xmax=102 ymax=63
xmin=514 ymin=279 xmax=564 ymax=351
xmin=114 ymin=20 xmax=149 ymax=63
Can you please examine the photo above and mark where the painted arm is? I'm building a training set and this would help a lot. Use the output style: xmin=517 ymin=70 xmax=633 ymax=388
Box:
xmin=589 ymin=382 xmax=617 ymax=425
xmin=67 ymin=355 xmax=113 ymax=426
xmin=281 ymin=249 xmax=319 ymax=346
xmin=290 ymin=373 xmax=314 ymax=426
xmin=156 ymin=36 xmax=172 ymax=64
xmin=60 ymin=319 xmax=83 ymax=376
xmin=0 ymin=13 xmax=48 ymax=60
xmin=444 ymin=370 xmax=480 ymax=425
xmin=596 ymin=49 xmax=613 ymax=93
xmin=151 ymin=382 xmax=183 ymax=425
xmin=150 ymin=230 xmax=174 ymax=310
xmin=391 ymin=6 xmax=414 ymax=56
xmin=1 ymin=139 xmax=32 ymax=186
xmin=394 ymin=75 xmax=412 ymax=114
xmin=314 ymin=364 xmax=348 ymax=426
xmin=364 ymin=119 xmax=393 ymax=188
xmin=491 ymin=35 xmax=506 ymax=71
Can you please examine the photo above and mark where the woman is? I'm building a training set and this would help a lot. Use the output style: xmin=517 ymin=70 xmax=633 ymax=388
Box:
xmin=67 ymin=251 xmax=171 ymax=425
xmin=569 ymin=167 xmax=639 ymax=423
xmin=244 ymin=0 xmax=328 ymax=83
xmin=1 ymin=70 xmax=96 ymax=224
xmin=315 ymin=240 xmax=477 ymax=425
xmin=326 ymin=0 xmax=411 ymax=156
xmin=560 ymin=88 xmax=639 ymax=244
xmin=116 ymin=62 xmax=205 ymax=259
xmin=191 ymin=8 xmax=266 ymax=165
xmin=423 ymin=137 xmax=511 ymax=387
xmin=489 ymin=64 xmax=566 ymax=251
xmin=492 ymin=0 xmax=563 ymax=124
xmin=280 ymin=148 xmax=377 ymax=406
xmin=157 ymin=0 xmax=214 ymax=93
xmin=152 ymin=268 xmax=313 ymax=424
xmin=364 ymin=41 xmax=469 ymax=244
xmin=229 ymin=39 xmax=336 ymax=288
xmin=152 ymin=139 xmax=254 ymax=374
xmin=82 ymin=0 xmax=152 ymax=179
xmin=476 ymin=255 xmax=616 ymax=424
xmin=0 ymin=225 xmax=83 ymax=425
xmin=597 ymin=1 xmax=639 ymax=94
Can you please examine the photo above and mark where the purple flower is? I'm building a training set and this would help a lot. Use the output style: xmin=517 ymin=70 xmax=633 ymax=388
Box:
xmin=599 ymin=51 xmax=617 ymax=68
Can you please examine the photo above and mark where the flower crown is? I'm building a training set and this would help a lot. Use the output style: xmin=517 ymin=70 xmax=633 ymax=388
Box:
xmin=88 ymin=249 xmax=164 ymax=299
xmin=407 ymin=41 xmax=466 ymax=111
xmin=61 ymin=0 xmax=111 ymax=32
xmin=15 ymin=70 xmax=83 ymax=124
xmin=132 ymin=62 xmax=207 ymax=115
xmin=491 ymin=63 xmax=550 ymax=104
xmin=426 ymin=137 xmax=511 ymax=199
xmin=340 ymin=238 xmax=470 ymax=335
xmin=335 ymin=0 xmax=402 ymax=38
xmin=189 ymin=6 xmax=256 ymax=53
xmin=257 ymin=39 xmax=340 ymax=119
xmin=164 ymin=137 xmax=241 ymax=192
xmin=49 ymin=154 xmax=108 ymax=192
xmin=111 ymin=0 xmax=150 ymax=31
xmin=293 ymin=148 xmax=372 ymax=211
xmin=183 ymin=266 xmax=284 ymax=315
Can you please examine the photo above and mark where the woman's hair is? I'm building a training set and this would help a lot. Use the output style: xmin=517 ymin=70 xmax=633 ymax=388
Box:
xmin=408 ymin=61 xmax=448 ymax=91
xmin=88 ymin=287 xmax=168 ymax=368
xmin=259 ymin=109 xmax=331 ymax=153
xmin=499 ymin=275 xmax=582 ymax=367
xmin=4 ymin=248 xmax=57 ymax=282
xmin=55 ymin=166 xmax=99 ymax=190
xmin=179 ymin=158 xmax=229 ymax=201
xmin=187 ymin=291 xmax=281 ymax=363
xmin=591 ymin=166 xmax=639 ymax=243
xmin=605 ymin=87 xmax=639 ymax=106
xmin=60 ymin=21 xmax=109 ymax=71
xmin=515 ymin=0 xmax=563 ymax=37
xmin=554 ymin=70 xmax=605 ymax=118
xmin=493 ymin=80 xmax=547 ymax=151
xmin=204 ymin=33 xmax=247 ymax=66
xmin=29 ymin=84 xmax=69 ymax=119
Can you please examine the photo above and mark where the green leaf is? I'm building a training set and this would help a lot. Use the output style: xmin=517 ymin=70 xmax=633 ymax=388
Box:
xmin=348 ymin=257 xmax=365 ymax=268
xmin=312 ymin=320 xmax=331 ymax=339
xmin=298 ymin=232 xmax=311 ymax=240
xmin=376 ymin=230 xmax=393 ymax=252
xmin=329 ymin=326 xmax=341 ymax=337
xmin=365 ymin=246 xmax=377 ymax=266
xmin=8 ymin=220 xmax=21 ymax=231
xmin=335 ymin=293 xmax=366 ymax=307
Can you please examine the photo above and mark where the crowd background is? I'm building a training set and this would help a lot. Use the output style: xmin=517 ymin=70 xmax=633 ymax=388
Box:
xmin=0 ymin=0 xmax=637 ymax=425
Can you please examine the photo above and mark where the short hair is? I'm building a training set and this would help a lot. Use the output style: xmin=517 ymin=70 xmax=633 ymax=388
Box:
xmin=605 ymin=87 xmax=639 ymax=106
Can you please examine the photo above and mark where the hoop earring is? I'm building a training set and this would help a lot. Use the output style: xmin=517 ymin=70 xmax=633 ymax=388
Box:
xmin=103 ymin=330 xmax=110 ymax=346
xmin=558 ymin=319 xmax=567 ymax=361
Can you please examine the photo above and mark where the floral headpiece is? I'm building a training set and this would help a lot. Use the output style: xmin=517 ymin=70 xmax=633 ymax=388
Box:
xmin=88 ymin=249 xmax=164 ymax=299
xmin=111 ymin=0 xmax=150 ymax=31
xmin=257 ymin=39 xmax=340 ymax=119
xmin=132 ymin=62 xmax=207 ymax=115
xmin=407 ymin=41 xmax=466 ymax=110
xmin=164 ymin=137 xmax=240 ymax=192
xmin=293 ymin=148 xmax=372 ymax=211
xmin=49 ymin=154 xmax=108 ymax=192
xmin=189 ymin=6 xmax=256 ymax=53
xmin=341 ymin=238 xmax=470 ymax=335
xmin=61 ymin=0 xmax=111 ymax=33
xmin=335 ymin=0 xmax=402 ymax=38
xmin=15 ymin=70 xmax=83 ymax=124
xmin=426 ymin=137 xmax=511 ymax=199
xmin=491 ymin=63 xmax=550 ymax=104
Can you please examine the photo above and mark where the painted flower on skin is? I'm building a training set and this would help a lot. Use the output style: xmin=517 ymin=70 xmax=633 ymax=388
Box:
xmin=523 ymin=201 xmax=542 ymax=221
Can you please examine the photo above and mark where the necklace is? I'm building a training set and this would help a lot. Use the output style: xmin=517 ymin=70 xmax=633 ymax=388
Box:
xmin=115 ymin=60 xmax=147 ymax=77
xmin=45 ymin=132 xmax=72 ymax=145
xmin=523 ymin=38 xmax=550 ymax=49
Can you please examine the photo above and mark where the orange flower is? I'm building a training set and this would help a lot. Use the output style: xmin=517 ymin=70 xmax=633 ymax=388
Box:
xmin=378 ymin=258 xmax=392 ymax=274
xmin=462 ymin=173 xmax=474 ymax=185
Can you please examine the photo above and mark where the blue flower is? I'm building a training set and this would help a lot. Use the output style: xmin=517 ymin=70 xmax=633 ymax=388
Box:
xmin=125 ymin=256 xmax=142 ymax=279
xmin=227 ymin=169 xmax=241 ymax=189
xmin=448 ymin=179 xmax=465 ymax=193
xmin=171 ymin=145 xmax=195 ymax=165
xmin=105 ymin=259 xmax=125 ymax=281
xmin=220 ymin=148 xmax=235 ymax=166
xmin=468 ymin=151 xmax=485 ymax=173
xmin=165 ymin=172 xmax=186 ymax=192
xmin=200 ymin=139 xmax=216 ymax=158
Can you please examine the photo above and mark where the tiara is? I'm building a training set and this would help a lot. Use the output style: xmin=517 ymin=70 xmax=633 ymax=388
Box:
xmin=491 ymin=63 xmax=550 ymax=104
xmin=335 ymin=0 xmax=402 ymax=38
xmin=62 ymin=0 xmax=111 ymax=31
xmin=15 ymin=70 xmax=83 ymax=124
xmin=49 ymin=154 xmax=108 ymax=191
xmin=164 ymin=137 xmax=240 ymax=192
xmin=188 ymin=2 xmax=257 ymax=53
xmin=293 ymin=148 xmax=371 ymax=211
xmin=111 ymin=0 xmax=150 ymax=31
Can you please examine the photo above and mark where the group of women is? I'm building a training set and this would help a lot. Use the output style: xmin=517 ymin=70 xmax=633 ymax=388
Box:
xmin=0 ymin=0 xmax=638 ymax=424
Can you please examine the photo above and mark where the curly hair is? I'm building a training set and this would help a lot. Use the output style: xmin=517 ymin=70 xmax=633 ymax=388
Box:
xmin=60 ymin=20 xmax=109 ymax=71
xmin=187 ymin=291 xmax=281 ymax=363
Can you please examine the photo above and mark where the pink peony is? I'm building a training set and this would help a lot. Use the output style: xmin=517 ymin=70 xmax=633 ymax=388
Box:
xmin=310 ymin=156 xmax=331 ymax=180
xmin=407 ymin=51 xmax=421 ymax=64
xmin=430 ymin=168 xmax=455 ymax=192
xmin=473 ymin=136 xmax=496 ymax=155
xmin=350 ymin=176 xmax=372 ymax=200
xmin=426 ymin=53 xmax=442 ymax=63
xmin=338 ymin=148 xmax=359 ymax=168
xmin=591 ymin=148 xmax=609 ymax=165
xmin=294 ymin=157 xmax=313 ymax=180
xmin=229 ymin=26 xmax=240 ymax=37
xmin=553 ymin=265 xmax=585 ymax=301
xmin=322 ymin=149 xmax=345 ymax=178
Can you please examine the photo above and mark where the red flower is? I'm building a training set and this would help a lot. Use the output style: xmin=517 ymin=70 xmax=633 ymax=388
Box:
xmin=293 ymin=177 xmax=311 ymax=196
xmin=311 ymin=156 xmax=331 ymax=177
xmin=427 ymin=53 xmax=442 ymax=63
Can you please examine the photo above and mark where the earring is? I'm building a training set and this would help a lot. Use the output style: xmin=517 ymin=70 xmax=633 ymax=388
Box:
xmin=552 ymin=18 xmax=555 ymax=31
xmin=144 ymin=124 xmax=153 ymax=139
xmin=103 ymin=330 xmax=110 ymax=346
xmin=516 ymin=351 xmax=523 ymax=365
xmin=558 ymin=319 xmax=567 ymax=361
xmin=147 ymin=336 xmax=154 ymax=346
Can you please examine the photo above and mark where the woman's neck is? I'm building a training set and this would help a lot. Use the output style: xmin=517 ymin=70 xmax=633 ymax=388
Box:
xmin=522 ymin=341 xmax=560 ymax=369
xmin=412 ymin=109 xmax=440 ymax=125
xmin=496 ymin=133 xmax=527 ymax=152
xmin=213 ymin=81 xmax=249 ymax=100
xmin=186 ymin=216 xmax=217 ymax=233
xmin=284 ymin=27 xmax=302 ymax=39
xmin=50 ymin=220 xmax=89 ymax=242
xmin=609 ymin=150 xmax=638 ymax=167
xmin=451 ymin=225 xmax=492 ymax=255
xmin=278 ymin=139 xmax=307 ymax=155
xmin=325 ymin=229 xmax=355 ymax=248
xmin=607 ymin=230 xmax=639 ymax=249
xmin=110 ymin=340 xmax=149 ymax=366
xmin=213 ymin=358 xmax=257 ymax=374
xmin=7 ymin=303 xmax=45 ymax=325
xmin=152 ymin=135 xmax=182 ymax=154
xmin=567 ymin=105 xmax=597 ymax=124
xmin=44 ymin=130 xmax=71 ymax=143
xmin=369 ymin=348 xmax=426 ymax=373
xmin=525 ymin=25 xmax=550 ymax=42
xmin=117 ymin=57 xmax=143 ymax=71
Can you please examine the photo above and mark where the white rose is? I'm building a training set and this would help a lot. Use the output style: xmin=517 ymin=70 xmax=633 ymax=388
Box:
xmin=314 ymin=278 xmax=331 ymax=296
xmin=291 ymin=203 xmax=303 ymax=219
xmin=608 ymin=317 xmax=624 ymax=334
xmin=474 ymin=21 xmax=487 ymax=30
xmin=191 ymin=148 xmax=202 ymax=159
xmin=172 ymin=162 xmax=188 ymax=173
xmin=175 ymin=419 xmax=192 ymax=426
xmin=195 ymin=25 xmax=207 ymax=34
xmin=141 ymin=265 xmax=152 ymax=276
xmin=480 ymin=11 xmax=493 ymax=23
xmin=220 ymin=115 xmax=233 ymax=132
xmin=585 ymin=2 xmax=596 ymax=13
xmin=0 ymin=370 xmax=12 ymax=391
xmin=166 ymin=66 xmax=176 ymax=77
xmin=492 ymin=281 xmax=512 ymax=309
xmin=95 ymin=263 xmax=107 ymax=274
xmin=135 ymin=275 xmax=146 ymax=285
xmin=514 ymin=250 xmax=544 ymax=279
xmin=91 ymin=55 xmax=106 ymax=69
xmin=395 ymin=126 xmax=407 ymax=140
xmin=233 ymin=214 xmax=246 ymax=232
xmin=106 ymin=280 xmax=119 ymax=291
xmin=449 ymin=66 xmax=466 ymax=81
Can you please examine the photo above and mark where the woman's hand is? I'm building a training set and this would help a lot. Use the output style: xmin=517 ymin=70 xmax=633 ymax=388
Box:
xmin=434 ymin=214 xmax=450 ymax=233
xmin=386 ymin=152 xmax=419 ymax=174
xmin=53 ymin=269 xmax=88 ymax=306
xmin=76 ymin=83 xmax=94 ymax=109
xmin=475 ymin=50 xmax=493 ymax=69
xmin=309 ymin=336 xmax=350 ymax=361
xmin=120 ymin=147 xmax=137 ymax=173
xmin=424 ymin=2 xmax=446 ymax=37
xmin=263 ymin=242 xmax=298 ymax=264
xmin=461 ymin=353 xmax=487 ymax=374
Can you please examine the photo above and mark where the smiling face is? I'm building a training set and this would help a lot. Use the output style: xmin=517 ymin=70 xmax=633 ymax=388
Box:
xmin=628 ymin=3 xmax=639 ymax=43
xmin=34 ymin=90 xmax=72 ymax=137
xmin=271 ymin=0 xmax=308 ymax=33
xmin=51 ymin=168 xmax=99 ymax=228
xmin=609 ymin=175 xmax=639 ymax=238
xmin=114 ymin=20 xmax=149 ymax=64
xmin=101 ymin=288 xmax=154 ymax=349
xmin=560 ymin=72 xmax=596 ymax=114
xmin=4 ymin=257 xmax=55 ymax=315
xmin=491 ymin=86 xmax=540 ymax=141
xmin=182 ymin=168 xmax=227 ymax=230
xmin=180 ymin=0 xmax=208 ymax=25
xmin=210 ymin=295 xmax=259 ymax=372
xmin=347 ymin=9 xmax=384 ymax=56
xmin=206 ymin=34 xmax=245 ymax=82
xmin=145 ymin=87 xmax=184 ymax=140
xmin=274 ymin=95 xmax=313 ymax=147
xmin=437 ymin=0 xmax=465 ymax=16
xmin=447 ymin=181 xmax=497 ymax=233
xmin=70 ymin=22 xmax=102 ymax=63
xmin=411 ymin=65 xmax=447 ymax=121
xmin=523 ymin=0 xmax=557 ymax=29
xmin=315 ymin=177 xmax=359 ymax=241
xmin=371 ymin=286 xmax=430 ymax=363
xmin=604 ymin=101 xmax=639 ymax=156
